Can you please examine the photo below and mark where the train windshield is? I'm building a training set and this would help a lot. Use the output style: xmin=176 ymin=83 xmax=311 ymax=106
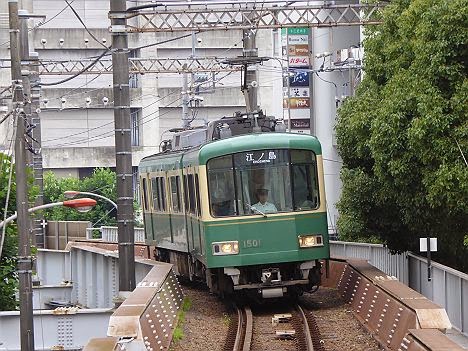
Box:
xmin=207 ymin=149 xmax=319 ymax=217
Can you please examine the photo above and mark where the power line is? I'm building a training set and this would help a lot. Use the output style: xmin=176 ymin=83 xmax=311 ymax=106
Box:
xmin=48 ymin=96 xmax=183 ymax=148
xmin=41 ymin=89 xmax=181 ymax=143
xmin=0 ymin=1 xmax=75 ymax=48
xmin=37 ymin=50 xmax=110 ymax=87
xmin=64 ymin=0 xmax=110 ymax=50
xmin=41 ymin=70 xmax=236 ymax=144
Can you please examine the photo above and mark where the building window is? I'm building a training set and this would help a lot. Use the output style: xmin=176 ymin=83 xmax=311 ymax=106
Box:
xmin=129 ymin=49 xmax=140 ymax=88
xmin=131 ymin=108 xmax=140 ymax=146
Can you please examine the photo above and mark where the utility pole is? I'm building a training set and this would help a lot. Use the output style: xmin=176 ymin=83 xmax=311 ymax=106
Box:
xmin=110 ymin=0 xmax=136 ymax=292
xmin=9 ymin=1 xmax=34 ymax=350
xmin=242 ymin=28 xmax=258 ymax=112
xmin=182 ymin=69 xmax=190 ymax=128
xmin=181 ymin=31 xmax=198 ymax=129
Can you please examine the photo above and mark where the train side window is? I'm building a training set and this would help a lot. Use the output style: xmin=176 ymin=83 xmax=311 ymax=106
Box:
xmin=207 ymin=155 xmax=236 ymax=217
xmin=160 ymin=176 xmax=167 ymax=212
xmin=151 ymin=177 xmax=159 ymax=211
xmin=171 ymin=176 xmax=181 ymax=212
xmin=142 ymin=177 xmax=149 ymax=211
xmin=195 ymin=174 xmax=201 ymax=217
xmin=183 ymin=174 xmax=189 ymax=213
xmin=291 ymin=150 xmax=319 ymax=210
xmin=188 ymin=174 xmax=196 ymax=214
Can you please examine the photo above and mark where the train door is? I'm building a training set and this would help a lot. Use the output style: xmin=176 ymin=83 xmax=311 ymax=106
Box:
xmin=168 ymin=173 xmax=184 ymax=245
xmin=149 ymin=174 xmax=159 ymax=243
xmin=195 ymin=173 xmax=203 ymax=255
xmin=183 ymin=171 xmax=195 ymax=252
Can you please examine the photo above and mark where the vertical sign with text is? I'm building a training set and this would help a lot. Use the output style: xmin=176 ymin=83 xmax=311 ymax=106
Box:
xmin=282 ymin=28 xmax=312 ymax=134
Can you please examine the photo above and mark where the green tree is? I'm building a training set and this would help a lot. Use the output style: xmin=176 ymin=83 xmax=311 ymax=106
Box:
xmin=0 ymin=154 xmax=18 ymax=310
xmin=0 ymin=153 xmax=39 ymax=310
xmin=43 ymin=168 xmax=118 ymax=226
xmin=336 ymin=0 xmax=468 ymax=271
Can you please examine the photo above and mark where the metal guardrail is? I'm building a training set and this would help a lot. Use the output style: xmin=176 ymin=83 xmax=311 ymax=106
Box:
xmin=86 ymin=226 xmax=145 ymax=243
xmin=330 ymin=241 xmax=468 ymax=337
xmin=330 ymin=241 xmax=409 ymax=284
xmin=408 ymin=253 xmax=468 ymax=337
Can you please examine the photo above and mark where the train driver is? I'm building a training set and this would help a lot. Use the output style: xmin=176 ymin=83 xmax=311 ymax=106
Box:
xmin=251 ymin=188 xmax=278 ymax=214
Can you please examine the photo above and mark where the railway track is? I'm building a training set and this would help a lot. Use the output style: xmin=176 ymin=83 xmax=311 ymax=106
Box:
xmin=224 ymin=302 xmax=321 ymax=351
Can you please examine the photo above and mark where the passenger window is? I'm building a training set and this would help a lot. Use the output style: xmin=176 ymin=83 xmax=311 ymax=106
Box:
xmin=151 ymin=177 xmax=159 ymax=210
xmin=159 ymin=177 xmax=166 ymax=211
xmin=183 ymin=174 xmax=189 ymax=213
xmin=188 ymin=174 xmax=196 ymax=214
xmin=195 ymin=174 xmax=201 ymax=216
xmin=142 ymin=177 xmax=149 ymax=211
xmin=171 ymin=176 xmax=181 ymax=212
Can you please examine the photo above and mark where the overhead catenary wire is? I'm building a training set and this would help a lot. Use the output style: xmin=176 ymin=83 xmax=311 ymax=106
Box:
xmin=64 ymin=0 xmax=110 ymax=50
xmin=42 ymin=70 xmax=236 ymax=144
xmin=49 ymin=96 xmax=183 ymax=148
xmin=41 ymin=89 xmax=181 ymax=143
xmin=0 ymin=0 xmax=75 ymax=48
xmin=46 ymin=73 xmax=286 ymax=149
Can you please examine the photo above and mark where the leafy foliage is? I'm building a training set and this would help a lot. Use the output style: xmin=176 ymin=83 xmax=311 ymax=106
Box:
xmin=0 ymin=154 xmax=18 ymax=310
xmin=336 ymin=0 xmax=468 ymax=271
xmin=43 ymin=168 xmax=117 ymax=226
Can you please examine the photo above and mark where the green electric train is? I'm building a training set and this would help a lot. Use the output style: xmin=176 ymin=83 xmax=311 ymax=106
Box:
xmin=139 ymin=112 xmax=329 ymax=298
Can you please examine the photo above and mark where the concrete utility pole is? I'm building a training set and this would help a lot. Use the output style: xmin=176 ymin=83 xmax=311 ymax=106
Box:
xmin=9 ymin=1 xmax=34 ymax=350
xmin=19 ymin=10 xmax=36 ymax=245
xmin=110 ymin=0 xmax=136 ymax=292
xmin=182 ymin=69 xmax=190 ymax=128
xmin=242 ymin=28 xmax=258 ymax=112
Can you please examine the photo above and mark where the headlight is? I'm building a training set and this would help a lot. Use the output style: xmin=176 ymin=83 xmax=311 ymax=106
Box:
xmin=212 ymin=241 xmax=239 ymax=255
xmin=298 ymin=235 xmax=323 ymax=248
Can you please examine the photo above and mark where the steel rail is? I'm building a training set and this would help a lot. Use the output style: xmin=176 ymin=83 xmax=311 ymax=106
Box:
xmin=296 ymin=304 xmax=314 ymax=351
xmin=232 ymin=305 xmax=253 ymax=351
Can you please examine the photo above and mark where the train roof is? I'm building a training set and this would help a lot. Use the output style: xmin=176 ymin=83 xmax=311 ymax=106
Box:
xmin=139 ymin=132 xmax=322 ymax=171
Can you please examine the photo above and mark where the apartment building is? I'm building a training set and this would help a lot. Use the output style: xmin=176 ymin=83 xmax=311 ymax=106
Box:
xmin=0 ymin=0 xmax=361 ymax=234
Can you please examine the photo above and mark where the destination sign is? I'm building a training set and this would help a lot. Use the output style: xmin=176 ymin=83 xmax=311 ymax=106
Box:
xmin=234 ymin=150 xmax=288 ymax=167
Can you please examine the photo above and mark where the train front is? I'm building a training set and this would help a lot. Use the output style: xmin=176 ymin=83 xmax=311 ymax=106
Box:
xmin=199 ymin=133 xmax=329 ymax=298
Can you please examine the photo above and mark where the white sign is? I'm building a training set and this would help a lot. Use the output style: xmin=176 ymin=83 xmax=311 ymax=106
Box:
xmin=288 ymin=35 xmax=309 ymax=44
xmin=290 ymin=87 xmax=310 ymax=98
xmin=419 ymin=238 xmax=438 ymax=252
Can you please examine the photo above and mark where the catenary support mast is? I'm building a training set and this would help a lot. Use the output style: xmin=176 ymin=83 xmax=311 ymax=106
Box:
xmin=110 ymin=0 xmax=136 ymax=292
xmin=9 ymin=1 xmax=34 ymax=350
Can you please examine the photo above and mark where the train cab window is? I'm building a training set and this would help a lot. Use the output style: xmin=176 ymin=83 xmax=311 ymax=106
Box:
xmin=234 ymin=149 xmax=292 ymax=215
xmin=142 ymin=178 xmax=149 ymax=211
xmin=207 ymin=155 xmax=236 ymax=217
xmin=207 ymin=149 xmax=319 ymax=217
xmin=170 ymin=176 xmax=181 ymax=212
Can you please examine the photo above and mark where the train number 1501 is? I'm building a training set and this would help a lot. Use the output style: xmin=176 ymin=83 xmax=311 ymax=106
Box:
xmin=243 ymin=239 xmax=261 ymax=248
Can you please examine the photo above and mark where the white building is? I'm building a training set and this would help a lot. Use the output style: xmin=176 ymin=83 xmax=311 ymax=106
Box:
xmin=0 ymin=0 xmax=361 ymax=234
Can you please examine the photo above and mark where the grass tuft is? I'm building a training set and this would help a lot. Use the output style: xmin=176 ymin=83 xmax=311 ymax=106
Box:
xmin=171 ymin=297 xmax=192 ymax=344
